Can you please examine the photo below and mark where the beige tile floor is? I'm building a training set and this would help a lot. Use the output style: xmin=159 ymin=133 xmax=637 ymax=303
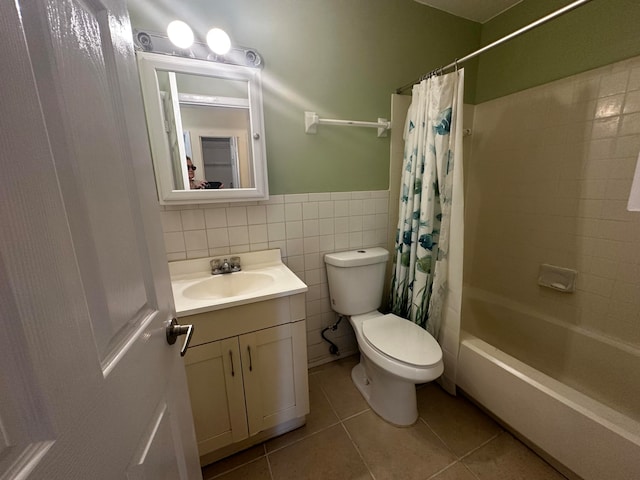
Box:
xmin=202 ymin=355 xmax=567 ymax=480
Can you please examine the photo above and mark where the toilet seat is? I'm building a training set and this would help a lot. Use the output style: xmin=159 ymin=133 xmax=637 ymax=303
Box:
xmin=362 ymin=314 xmax=441 ymax=367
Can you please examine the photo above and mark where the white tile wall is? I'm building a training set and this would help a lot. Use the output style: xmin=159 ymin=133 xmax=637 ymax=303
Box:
xmin=466 ymin=55 xmax=640 ymax=347
xmin=161 ymin=190 xmax=390 ymax=366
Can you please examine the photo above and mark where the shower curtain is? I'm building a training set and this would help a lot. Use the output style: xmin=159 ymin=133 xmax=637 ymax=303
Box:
xmin=390 ymin=70 xmax=465 ymax=363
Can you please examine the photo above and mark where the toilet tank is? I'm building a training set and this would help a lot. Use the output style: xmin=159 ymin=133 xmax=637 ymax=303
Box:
xmin=324 ymin=247 xmax=389 ymax=316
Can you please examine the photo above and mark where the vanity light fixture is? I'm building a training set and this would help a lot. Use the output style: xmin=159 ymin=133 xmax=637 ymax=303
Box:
xmin=133 ymin=29 xmax=262 ymax=68
xmin=166 ymin=20 xmax=194 ymax=49
xmin=206 ymin=28 xmax=231 ymax=55
xmin=167 ymin=21 xmax=232 ymax=56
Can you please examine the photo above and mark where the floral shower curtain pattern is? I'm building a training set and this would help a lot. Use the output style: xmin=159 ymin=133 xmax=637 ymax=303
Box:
xmin=390 ymin=71 xmax=463 ymax=339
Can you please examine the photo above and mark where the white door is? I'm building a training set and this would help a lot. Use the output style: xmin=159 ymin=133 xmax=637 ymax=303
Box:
xmin=0 ymin=1 xmax=201 ymax=479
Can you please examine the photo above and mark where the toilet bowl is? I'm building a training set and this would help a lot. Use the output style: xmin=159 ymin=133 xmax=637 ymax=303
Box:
xmin=324 ymin=248 xmax=444 ymax=426
xmin=349 ymin=311 xmax=443 ymax=426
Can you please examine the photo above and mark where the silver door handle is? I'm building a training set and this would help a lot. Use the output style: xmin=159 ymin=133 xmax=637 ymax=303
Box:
xmin=166 ymin=318 xmax=194 ymax=357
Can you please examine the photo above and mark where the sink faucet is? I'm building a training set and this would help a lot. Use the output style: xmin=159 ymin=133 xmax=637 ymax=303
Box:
xmin=210 ymin=257 xmax=241 ymax=275
xmin=210 ymin=258 xmax=229 ymax=275
xmin=220 ymin=259 xmax=232 ymax=274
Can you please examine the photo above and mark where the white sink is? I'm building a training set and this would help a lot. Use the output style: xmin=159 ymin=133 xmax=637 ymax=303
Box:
xmin=182 ymin=271 xmax=275 ymax=300
xmin=169 ymin=249 xmax=308 ymax=315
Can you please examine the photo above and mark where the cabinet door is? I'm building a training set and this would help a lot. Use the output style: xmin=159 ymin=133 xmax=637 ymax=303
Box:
xmin=240 ymin=321 xmax=309 ymax=436
xmin=184 ymin=338 xmax=248 ymax=455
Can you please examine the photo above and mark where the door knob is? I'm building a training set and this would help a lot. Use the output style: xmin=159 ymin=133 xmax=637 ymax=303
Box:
xmin=166 ymin=318 xmax=194 ymax=357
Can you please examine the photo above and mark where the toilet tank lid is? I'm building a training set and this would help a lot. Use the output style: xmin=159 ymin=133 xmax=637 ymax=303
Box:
xmin=324 ymin=247 xmax=389 ymax=267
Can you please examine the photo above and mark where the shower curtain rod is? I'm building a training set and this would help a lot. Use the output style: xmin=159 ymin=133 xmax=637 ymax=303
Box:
xmin=396 ymin=0 xmax=593 ymax=94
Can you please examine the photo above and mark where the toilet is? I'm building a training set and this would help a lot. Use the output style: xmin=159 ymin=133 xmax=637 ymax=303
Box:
xmin=324 ymin=247 xmax=444 ymax=426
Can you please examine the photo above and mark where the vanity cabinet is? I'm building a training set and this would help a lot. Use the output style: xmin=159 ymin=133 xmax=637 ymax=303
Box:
xmin=184 ymin=338 xmax=246 ymax=454
xmin=180 ymin=294 xmax=308 ymax=464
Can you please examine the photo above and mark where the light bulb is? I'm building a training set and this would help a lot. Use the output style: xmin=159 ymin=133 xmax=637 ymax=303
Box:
xmin=206 ymin=28 xmax=231 ymax=55
xmin=167 ymin=20 xmax=194 ymax=49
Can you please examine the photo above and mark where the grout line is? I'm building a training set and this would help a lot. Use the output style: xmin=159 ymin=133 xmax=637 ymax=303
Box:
xmin=263 ymin=360 xmax=370 ymax=458
xmin=317 ymin=360 xmax=377 ymax=479
xmin=418 ymin=416 xmax=461 ymax=459
xmin=419 ymin=413 xmax=504 ymax=463
xmin=338 ymin=421 xmax=377 ymax=480
xmin=421 ymin=413 xmax=501 ymax=478
xmin=260 ymin=369 xmax=342 ymax=456
xmin=263 ymin=420 xmax=341 ymax=455
xmin=265 ymin=449 xmax=275 ymax=480
xmin=425 ymin=460 xmax=460 ymax=480
xmin=460 ymin=461 xmax=483 ymax=480
xmin=424 ymin=460 xmax=483 ymax=480
xmin=203 ymin=441 xmax=271 ymax=479
xmin=316 ymin=374 xmax=342 ymax=420
xmin=450 ymin=432 xmax=503 ymax=480
xmin=206 ymin=456 xmax=267 ymax=480
xmin=458 ymin=431 xmax=504 ymax=462
xmin=416 ymin=411 xmax=498 ymax=480
xmin=339 ymin=408 xmax=371 ymax=422
xmin=262 ymin=442 xmax=276 ymax=480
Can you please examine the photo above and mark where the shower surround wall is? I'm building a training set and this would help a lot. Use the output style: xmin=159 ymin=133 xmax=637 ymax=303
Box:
xmin=160 ymin=191 xmax=390 ymax=367
xmin=464 ymin=54 xmax=640 ymax=419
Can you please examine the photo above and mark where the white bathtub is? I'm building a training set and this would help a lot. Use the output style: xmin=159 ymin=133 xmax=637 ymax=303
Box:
xmin=458 ymin=290 xmax=640 ymax=479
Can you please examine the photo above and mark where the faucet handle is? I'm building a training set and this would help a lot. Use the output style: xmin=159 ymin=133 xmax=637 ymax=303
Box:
xmin=210 ymin=258 xmax=223 ymax=274
xmin=230 ymin=256 xmax=241 ymax=272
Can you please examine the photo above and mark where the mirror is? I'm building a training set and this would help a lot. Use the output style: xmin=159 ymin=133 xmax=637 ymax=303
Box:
xmin=136 ymin=52 xmax=268 ymax=204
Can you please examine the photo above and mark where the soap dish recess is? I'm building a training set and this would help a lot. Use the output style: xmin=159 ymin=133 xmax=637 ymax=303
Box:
xmin=538 ymin=264 xmax=577 ymax=293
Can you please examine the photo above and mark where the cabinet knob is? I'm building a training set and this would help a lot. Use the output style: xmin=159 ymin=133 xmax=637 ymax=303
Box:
xmin=166 ymin=318 xmax=194 ymax=357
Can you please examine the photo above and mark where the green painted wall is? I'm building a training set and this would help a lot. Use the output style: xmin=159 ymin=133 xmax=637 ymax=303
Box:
xmin=475 ymin=0 xmax=640 ymax=104
xmin=128 ymin=0 xmax=480 ymax=194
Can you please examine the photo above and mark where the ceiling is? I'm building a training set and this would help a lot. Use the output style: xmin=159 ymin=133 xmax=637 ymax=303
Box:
xmin=414 ymin=0 xmax=523 ymax=23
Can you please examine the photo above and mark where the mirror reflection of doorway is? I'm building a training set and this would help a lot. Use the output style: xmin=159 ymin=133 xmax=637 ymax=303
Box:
xmin=201 ymin=136 xmax=239 ymax=188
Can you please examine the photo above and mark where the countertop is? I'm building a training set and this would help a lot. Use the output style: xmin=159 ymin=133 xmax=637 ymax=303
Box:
xmin=170 ymin=249 xmax=308 ymax=316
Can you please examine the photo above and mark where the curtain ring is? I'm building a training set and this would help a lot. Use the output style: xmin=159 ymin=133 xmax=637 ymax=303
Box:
xmin=454 ymin=59 xmax=458 ymax=72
